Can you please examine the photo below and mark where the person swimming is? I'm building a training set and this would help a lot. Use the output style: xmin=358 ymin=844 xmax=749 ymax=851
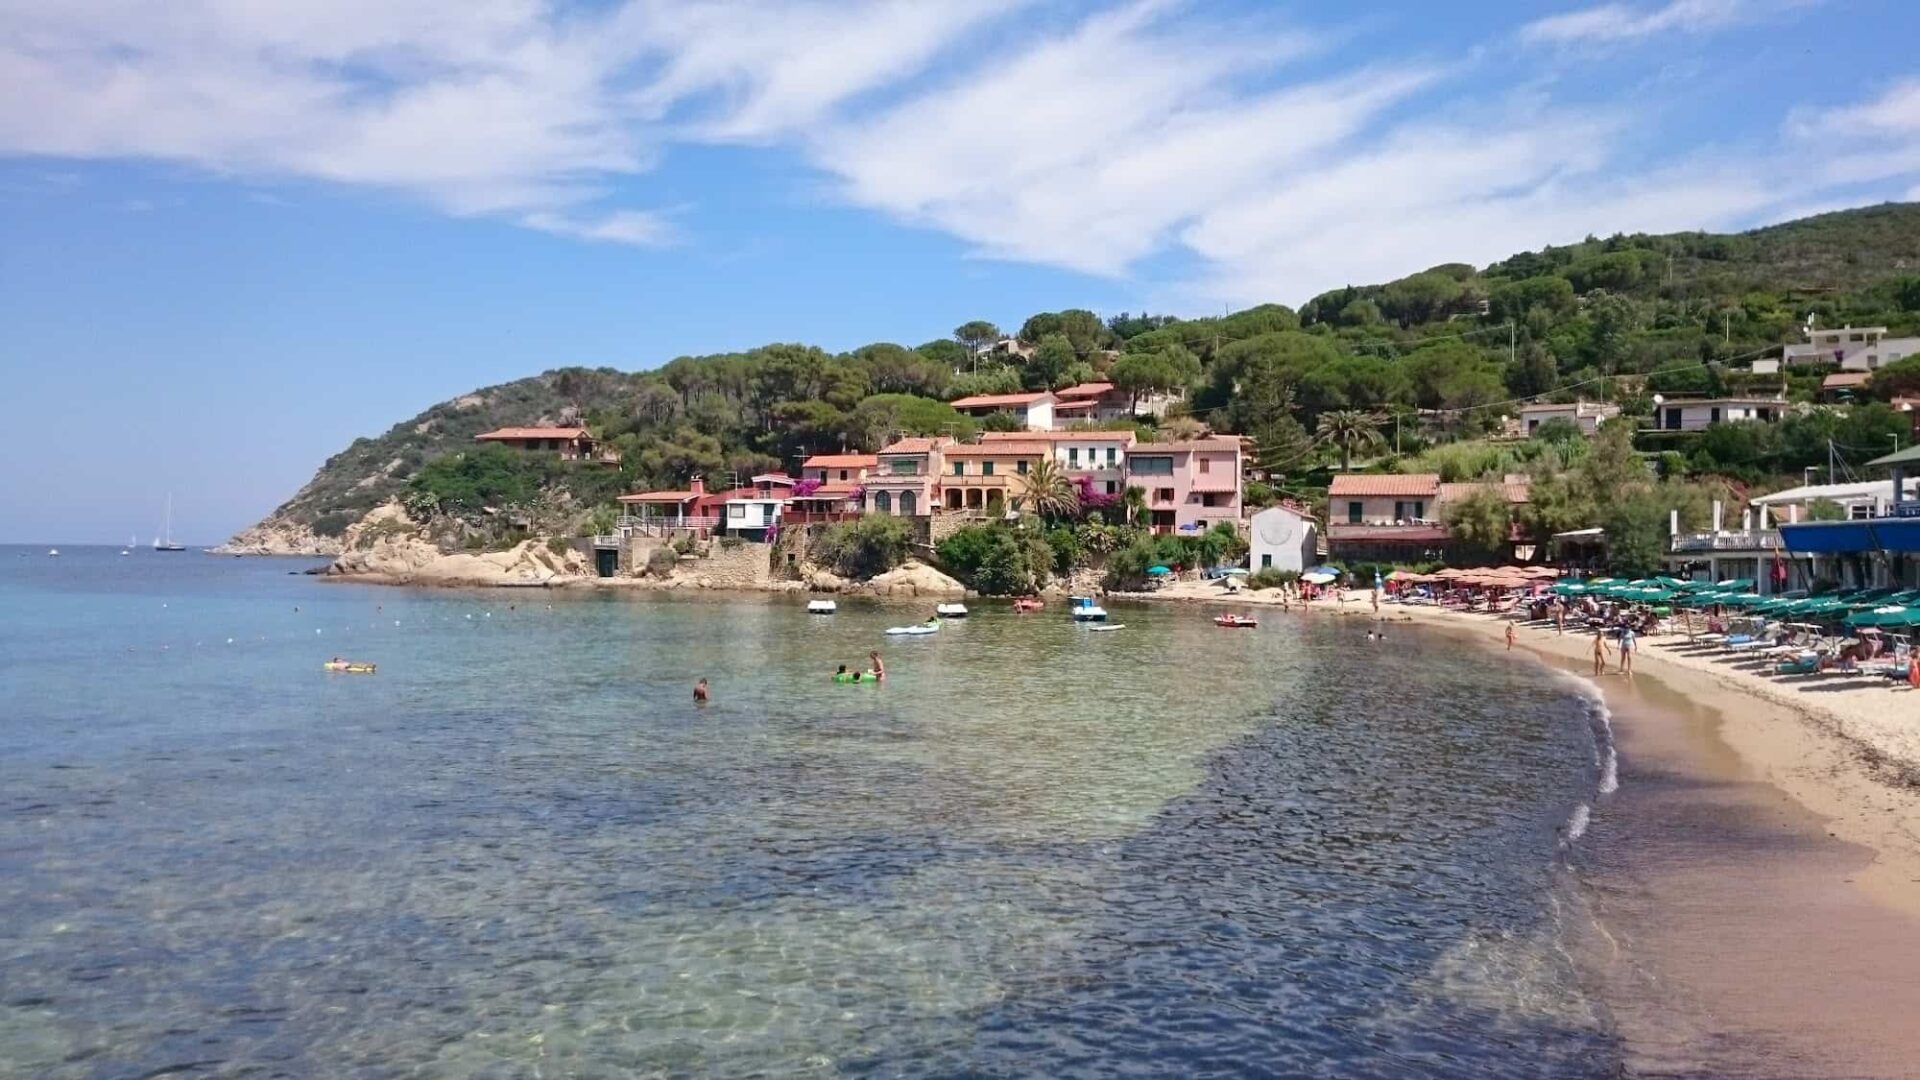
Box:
xmin=869 ymin=650 xmax=885 ymax=679
xmin=693 ymin=678 xmax=710 ymax=704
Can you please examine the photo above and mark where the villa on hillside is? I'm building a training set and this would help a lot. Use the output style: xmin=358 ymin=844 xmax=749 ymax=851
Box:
xmin=1050 ymin=381 xmax=1182 ymax=422
xmin=618 ymin=475 xmax=714 ymax=536
xmin=941 ymin=441 xmax=1046 ymax=515
xmin=789 ymin=453 xmax=875 ymax=522
xmin=864 ymin=437 xmax=953 ymax=518
xmin=981 ymin=429 xmax=1136 ymax=500
xmin=474 ymin=426 xmax=606 ymax=461
xmin=1326 ymin=473 xmax=1530 ymax=564
xmin=949 ymin=391 xmax=1056 ymax=431
xmin=1648 ymin=395 xmax=1788 ymax=432
xmin=1514 ymin=400 xmax=1618 ymax=437
xmin=1124 ymin=437 xmax=1243 ymax=535
xmin=1783 ymin=325 xmax=1920 ymax=372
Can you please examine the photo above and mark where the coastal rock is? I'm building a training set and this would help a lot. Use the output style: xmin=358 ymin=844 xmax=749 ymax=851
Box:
xmin=805 ymin=568 xmax=851 ymax=592
xmin=324 ymin=503 xmax=589 ymax=586
xmin=215 ymin=519 xmax=346 ymax=557
xmin=864 ymin=561 xmax=966 ymax=598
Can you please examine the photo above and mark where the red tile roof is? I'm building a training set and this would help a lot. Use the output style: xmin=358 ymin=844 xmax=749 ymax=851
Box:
xmin=1128 ymin=437 xmax=1243 ymax=453
xmin=1439 ymin=481 xmax=1531 ymax=505
xmin=981 ymin=430 xmax=1134 ymax=443
xmin=1054 ymin=381 xmax=1114 ymax=399
xmin=792 ymin=483 xmax=860 ymax=498
xmin=802 ymin=453 xmax=878 ymax=469
xmin=1328 ymin=473 xmax=1441 ymax=497
xmin=949 ymin=392 xmax=1052 ymax=408
xmin=1823 ymin=372 xmax=1871 ymax=389
xmin=879 ymin=437 xmax=947 ymax=454
xmin=945 ymin=442 xmax=1047 ymax=457
xmin=476 ymin=427 xmax=589 ymax=441
xmin=619 ymin=490 xmax=700 ymax=503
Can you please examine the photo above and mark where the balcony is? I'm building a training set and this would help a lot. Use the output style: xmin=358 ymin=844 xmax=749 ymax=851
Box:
xmin=1328 ymin=522 xmax=1451 ymax=544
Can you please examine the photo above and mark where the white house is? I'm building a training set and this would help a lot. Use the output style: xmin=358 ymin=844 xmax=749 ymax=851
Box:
xmin=1752 ymin=478 xmax=1920 ymax=521
xmin=1650 ymin=396 xmax=1787 ymax=432
xmin=1249 ymin=504 xmax=1317 ymax=574
xmin=1517 ymin=400 xmax=1619 ymax=436
xmin=1783 ymin=325 xmax=1920 ymax=372
xmin=722 ymin=497 xmax=783 ymax=540
xmin=949 ymin=391 xmax=1057 ymax=431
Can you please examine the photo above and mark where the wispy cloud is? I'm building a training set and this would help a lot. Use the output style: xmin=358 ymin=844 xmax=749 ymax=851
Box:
xmin=1788 ymin=78 xmax=1920 ymax=138
xmin=1519 ymin=0 xmax=1762 ymax=45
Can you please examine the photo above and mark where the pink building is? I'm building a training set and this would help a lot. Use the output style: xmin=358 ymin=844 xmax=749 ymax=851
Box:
xmin=865 ymin=437 xmax=953 ymax=518
xmin=1124 ymin=437 xmax=1243 ymax=535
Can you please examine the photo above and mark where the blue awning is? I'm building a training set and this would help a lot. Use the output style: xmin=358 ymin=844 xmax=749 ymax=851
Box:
xmin=1779 ymin=518 xmax=1920 ymax=554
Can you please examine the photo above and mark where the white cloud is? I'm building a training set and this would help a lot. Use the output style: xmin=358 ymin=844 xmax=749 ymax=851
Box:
xmin=1788 ymin=78 xmax=1920 ymax=138
xmin=0 ymin=0 xmax=1016 ymax=242
xmin=1519 ymin=0 xmax=1757 ymax=45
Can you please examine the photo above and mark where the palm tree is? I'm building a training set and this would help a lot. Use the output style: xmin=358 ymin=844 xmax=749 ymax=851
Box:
xmin=1120 ymin=484 xmax=1148 ymax=528
xmin=1316 ymin=410 xmax=1385 ymax=471
xmin=1017 ymin=456 xmax=1080 ymax=521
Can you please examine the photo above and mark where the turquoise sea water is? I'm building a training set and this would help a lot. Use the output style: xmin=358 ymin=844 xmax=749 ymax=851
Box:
xmin=0 ymin=546 xmax=1621 ymax=1077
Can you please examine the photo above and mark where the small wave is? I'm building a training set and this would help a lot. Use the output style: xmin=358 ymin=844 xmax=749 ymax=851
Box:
xmin=1565 ymin=803 xmax=1591 ymax=843
xmin=1554 ymin=672 xmax=1620 ymax=798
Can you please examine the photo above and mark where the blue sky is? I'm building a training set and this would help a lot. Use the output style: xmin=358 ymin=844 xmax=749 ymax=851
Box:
xmin=4 ymin=0 xmax=1918 ymax=543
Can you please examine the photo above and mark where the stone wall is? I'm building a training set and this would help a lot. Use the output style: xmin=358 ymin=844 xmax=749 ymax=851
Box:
xmin=692 ymin=540 xmax=774 ymax=589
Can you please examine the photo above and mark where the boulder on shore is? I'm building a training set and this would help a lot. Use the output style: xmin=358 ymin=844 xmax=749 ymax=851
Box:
xmin=864 ymin=560 xmax=966 ymax=597
xmin=324 ymin=503 xmax=588 ymax=586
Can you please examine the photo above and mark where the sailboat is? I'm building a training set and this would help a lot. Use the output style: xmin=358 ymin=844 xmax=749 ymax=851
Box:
xmin=121 ymin=534 xmax=133 ymax=556
xmin=153 ymin=494 xmax=186 ymax=551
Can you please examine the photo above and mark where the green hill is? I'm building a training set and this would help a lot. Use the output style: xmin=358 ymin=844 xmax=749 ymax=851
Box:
xmin=237 ymin=201 xmax=1920 ymax=549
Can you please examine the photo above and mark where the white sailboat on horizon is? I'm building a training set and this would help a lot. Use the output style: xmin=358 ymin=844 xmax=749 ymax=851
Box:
xmin=154 ymin=494 xmax=186 ymax=551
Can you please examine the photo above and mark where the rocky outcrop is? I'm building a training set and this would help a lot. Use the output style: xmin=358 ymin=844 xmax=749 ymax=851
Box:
xmin=862 ymin=561 xmax=966 ymax=597
xmin=323 ymin=502 xmax=589 ymax=586
xmin=214 ymin=519 xmax=346 ymax=557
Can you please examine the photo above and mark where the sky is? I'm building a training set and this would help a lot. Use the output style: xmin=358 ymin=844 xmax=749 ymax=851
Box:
xmin=4 ymin=0 xmax=1919 ymax=543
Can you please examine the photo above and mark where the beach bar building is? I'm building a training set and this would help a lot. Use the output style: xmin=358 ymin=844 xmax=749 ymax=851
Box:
xmin=1776 ymin=445 xmax=1920 ymax=590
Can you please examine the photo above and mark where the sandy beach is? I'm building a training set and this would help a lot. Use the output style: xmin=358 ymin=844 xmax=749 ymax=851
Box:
xmin=1129 ymin=577 xmax=1920 ymax=1075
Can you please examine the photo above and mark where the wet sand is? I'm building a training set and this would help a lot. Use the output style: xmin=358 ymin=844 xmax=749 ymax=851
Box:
xmin=1402 ymin=615 xmax=1920 ymax=1077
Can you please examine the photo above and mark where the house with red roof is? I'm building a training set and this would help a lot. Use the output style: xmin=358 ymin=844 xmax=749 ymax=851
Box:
xmin=1052 ymin=381 xmax=1182 ymax=422
xmin=788 ymin=453 xmax=877 ymax=522
xmin=948 ymin=391 xmax=1056 ymax=431
xmin=618 ymin=475 xmax=714 ymax=535
xmin=474 ymin=426 xmax=602 ymax=461
xmin=865 ymin=437 xmax=954 ymax=518
xmin=1326 ymin=473 xmax=1531 ymax=563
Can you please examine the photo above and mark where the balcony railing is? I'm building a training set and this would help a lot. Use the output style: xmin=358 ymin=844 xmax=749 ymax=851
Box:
xmin=1669 ymin=529 xmax=1782 ymax=553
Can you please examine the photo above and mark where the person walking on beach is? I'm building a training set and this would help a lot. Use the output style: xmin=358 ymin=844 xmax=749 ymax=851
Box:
xmin=1505 ymin=624 xmax=1517 ymax=652
xmin=1617 ymin=626 xmax=1636 ymax=676
xmin=693 ymin=678 xmax=710 ymax=704
xmin=1552 ymin=599 xmax=1566 ymax=636
xmin=1591 ymin=630 xmax=1610 ymax=677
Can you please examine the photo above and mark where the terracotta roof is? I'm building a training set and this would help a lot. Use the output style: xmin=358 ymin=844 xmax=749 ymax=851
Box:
xmin=1052 ymin=400 xmax=1098 ymax=411
xmin=1328 ymin=473 xmax=1441 ymax=497
xmin=945 ymin=442 xmax=1047 ymax=457
xmin=792 ymin=483 xmax=860 ymax=498
xmin=802 ymin=453 xmax=878 ymax=469
xmin=1823 ymin=372 xmax=1871 ymax=389
xmin=879 ymin=437 xmax=946 ymax=454
xmin=476 ymin=427 xmax=589 ymax=441
xmin=749 ymin=472 xmax=795 ymax=484
xmin=981 ymin=430 xmax=1134 ymax=443
xmin=1128 ymin=437 xmax=1243 ymax=453
xmin=619 ymin=490 xmax=700 ymax=503
xmin=949 ymin=392 xmax=1052 ymax=408
xmin=1054 ymin=381 xmax=1114 ymax=399
xmin=1439 ymin=481 xmax=1531 ymax=505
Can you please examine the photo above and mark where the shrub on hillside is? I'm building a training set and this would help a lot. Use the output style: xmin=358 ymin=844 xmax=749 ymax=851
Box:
xmin=646 ymin=547 xmax=678 ymax=576
xmin=814 ymin=516 xmax=913 ymax=579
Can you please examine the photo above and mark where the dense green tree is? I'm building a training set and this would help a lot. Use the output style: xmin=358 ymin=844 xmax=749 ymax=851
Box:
xmin=1023 ymin=333 xmax=1078 ymax=389
xmin=1316 ymin=409 xmax=1385 ymax=471
xmin=856 ymin=343 xmax=951 ymax=398
xmin=1442 ymin=486 xmax=1514 ymax=555
xmin=916 ymin=339 xmax=969 ymax=368
xmin=849 ymin=394 xmax=976 ymax=448
xmin=1109 ymin=345 xmax=1200 ymax=411
xmin=953 ymin=320 xmax=1002 ymax=353
xmin=947 ymin=365 xmax=1023 ymax=399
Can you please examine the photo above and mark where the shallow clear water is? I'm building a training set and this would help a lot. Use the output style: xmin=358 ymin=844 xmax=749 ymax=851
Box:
xmin=0 ymin=546 xmax=1620 ymax=1077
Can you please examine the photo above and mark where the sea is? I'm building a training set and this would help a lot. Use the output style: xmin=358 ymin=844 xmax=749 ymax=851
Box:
xmin=0 ymin=545 xmax=1626 ymax=1078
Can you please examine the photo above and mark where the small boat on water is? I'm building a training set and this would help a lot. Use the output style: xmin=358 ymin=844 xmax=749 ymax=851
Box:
xmin=1214 ymin=614 xmax=1258 ymax=628
xmin=47 ymin=548 xmax=59 ymax=557
xmin=1013 ymin=597 xmax=1044 ymax=613
xmin=153 ymin=494 xmax=186 ymax=552
xmin=122 ymin=534 xmax=134 ymax=556
xmin=1068 ymin=596 xmax=1107 ymax=622
xmin=886 ymin=618 xmax=942 ymax=636
xmin=1087 ymin=624 xmax=1126 ymax=633
xmin=323 ymin=660 xmax=378 ymax=674
xmin=806 ymin=599 xmax=838 ymax=614
xmin=935 ymin=602 xmax=968 ymax=618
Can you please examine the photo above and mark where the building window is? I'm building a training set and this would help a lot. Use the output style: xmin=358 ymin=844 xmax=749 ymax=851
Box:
xmin=1016 ymin=460 xmax=1028 ymax=475
xmin=984 ymin=461 xmax=996 ymax=476
xmin=1347 ymin=501 xmax=1362 ymax=524
xmin=874 ymin=490 xmax=892 ymax=514
xmin=1106 ymin=447 xmax=1117 ymax=466
xmin=1104 ymin=481 xmax=1117 ymax=494
xmin=889 ymin=459 xmax=917 ymax=476
xmin=1068 ymin=447 xmax=1080 ymax=466
xmin=1199 ymin=457 xmax=1210 ymax=474
xmin=728 ymin=504 xmax=745 ymax=520
xmin=839 ymin=469 xmax=850 ymax=481
xmin=1155 ymin=487 xmax=1175 ymax=503
xmin=1131 ymin=456 xmax=1174 ymax=476
xmin=952 ymin=462 xmax=965 ymax=476
xmin=1261 ymin=554 xmax=1272 ymax=568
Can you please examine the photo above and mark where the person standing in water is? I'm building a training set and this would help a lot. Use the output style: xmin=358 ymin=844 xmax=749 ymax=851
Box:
xmin=868 ymin=650 xmax=885 ymax=679
xmin=1591 ymin=630 xmax=1611 ymax=677
xmin=1617 ymin=625 xmax=1636 ymax=676
xmin=693 ymin=678 xmax=710 ymax=704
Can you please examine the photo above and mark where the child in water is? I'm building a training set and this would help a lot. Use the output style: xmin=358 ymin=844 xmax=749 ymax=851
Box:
xmin=693 ymin=678 xmax=710 ymax=704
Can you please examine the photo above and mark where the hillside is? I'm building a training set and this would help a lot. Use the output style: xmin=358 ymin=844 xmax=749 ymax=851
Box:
xmin=233 ymin=202 xmax=1920 ymax=553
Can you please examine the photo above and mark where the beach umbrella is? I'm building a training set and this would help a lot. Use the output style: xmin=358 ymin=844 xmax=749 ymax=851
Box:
xmin=1146 ymin=566 xmax=1172 ymax=576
